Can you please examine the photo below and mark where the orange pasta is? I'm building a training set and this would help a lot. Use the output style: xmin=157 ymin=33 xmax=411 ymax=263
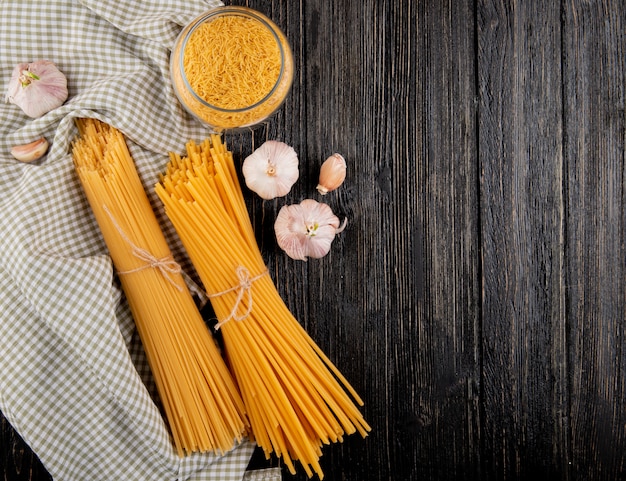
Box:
xmin=170 ymin=7 xmax=294 ymax=130
xmin=72 ymin=119 xmax=248 ymax=456
xmin=155 ymin=135 xmax=370 ymax=478
xmin=184 ymin=15 xmax=281 ymax=110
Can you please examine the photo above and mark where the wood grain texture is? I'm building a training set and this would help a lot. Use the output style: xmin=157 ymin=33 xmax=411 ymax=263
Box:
xmin=478 ymin=1 xmax=569 ymax=479
xmin=0 ymin=417 xmax=51 ymax=481
xmin=562 ymin=3 xmax=626 ymax=479
xmin=2 ymin=1 xmax=625 ymax=480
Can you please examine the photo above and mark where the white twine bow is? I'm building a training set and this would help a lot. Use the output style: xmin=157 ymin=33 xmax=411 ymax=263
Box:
xmin=103 ymin=204 xmax=184 ymax=291
xmin=209 ymin=266 xmax=268 ymax=330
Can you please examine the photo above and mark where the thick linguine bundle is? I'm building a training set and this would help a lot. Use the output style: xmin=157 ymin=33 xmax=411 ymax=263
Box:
xmin=72 ymin=119 xmax=247 ymax=456
xmin=155 ymin=135 xmax=370 ymax=478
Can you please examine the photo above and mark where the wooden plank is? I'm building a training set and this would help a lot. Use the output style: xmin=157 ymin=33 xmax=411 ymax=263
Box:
xmin=562 ymin=3 xmax=626 ymax=479
xmin=405 ymin=0 xmax=482 ymax=478
xmin=477 ymin=1 xmax=569 ymax=478
xmin=296 ymin=0 xmax=480 ymax=479
xmin=0 ymin=416 xmax=51 ymax=481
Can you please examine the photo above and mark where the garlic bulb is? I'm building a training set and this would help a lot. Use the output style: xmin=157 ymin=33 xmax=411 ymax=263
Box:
xmin=242 ymin=140 xmax=299 ymax=200
xmin=317 ymin=153 xmax=346 ymax=195
xmin=5 ymin=60 xmax=68 ymax=118
xmin=10 ymin=137 xmax=49 ymax=162
xmin=274 ymin=199 xmax=346 ymax=261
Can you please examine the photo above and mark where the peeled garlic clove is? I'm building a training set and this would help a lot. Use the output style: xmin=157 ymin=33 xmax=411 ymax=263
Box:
xmin=5 ymin=60 xmax=68 ymax=118
xmin=316 ymin=153 xmax=346 ymax=195
xmin=274 ymin=199 xmax=344 ymax=261
xmin=242 ymin=140 xmax=299 ymax=200
xmin=10 ymin=137 xmax=49 ymax=162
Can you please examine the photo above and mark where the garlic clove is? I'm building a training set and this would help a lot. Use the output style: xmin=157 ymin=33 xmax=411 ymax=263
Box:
xmin=274 ymin=199 xmax=344 ymax=261
xmin=5 ymin=60 xmax=68 ymax=118
xmin=242 ymin=140 xmax=299 ymax=200
xmin=10 ymin=137 xmax=49 ymax=162
xmin=316 ymin=153 xmax=346 ymax=195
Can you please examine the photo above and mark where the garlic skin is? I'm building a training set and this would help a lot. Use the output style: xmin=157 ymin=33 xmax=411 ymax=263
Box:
xmin=316 ymin=153 xmax=346 ymax=195
xmin=242 ymin=140 xmax=299 ymax=200
xmin=5 ymin=60 xmax=68 ymax=118
xmin=274 ymin=199 xmax=346 ymax=261
xmin=10 ymin=137 xmax=49 ymax=162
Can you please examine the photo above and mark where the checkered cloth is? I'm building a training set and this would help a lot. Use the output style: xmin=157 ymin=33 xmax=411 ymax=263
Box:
xmin=0 ymin=1 xmax=280 ymax=479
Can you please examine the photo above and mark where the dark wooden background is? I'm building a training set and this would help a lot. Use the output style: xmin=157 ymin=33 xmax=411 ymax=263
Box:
xmin=2 ymin=1 xmax=625 ymax=480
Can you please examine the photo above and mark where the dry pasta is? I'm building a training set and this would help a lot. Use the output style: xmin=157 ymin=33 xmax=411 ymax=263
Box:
xmin=183 ymin=15 xmax=281 ymax=110
xmin=71 ymin=119 xmax=248 ymax=456
xmin=170 ymin=8 xmax=294 ymax=130
xmin=155 ymin=135 xmax=370 ymax=478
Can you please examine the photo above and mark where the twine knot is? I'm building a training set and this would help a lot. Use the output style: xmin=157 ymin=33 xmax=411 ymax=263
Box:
xmin=118 ymin=244 xmax=183 ymax=289
xmin=104 ymin=204 xmax=184 ymax=291
xmin=209 ymin=266 xmax=267 ymax=330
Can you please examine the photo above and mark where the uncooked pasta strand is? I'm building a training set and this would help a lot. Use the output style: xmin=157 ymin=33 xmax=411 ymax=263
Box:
xmin=155 ymin=135 xmax=371 ymax=478
xmin=72 ymin=119 xmax=248 ymax=457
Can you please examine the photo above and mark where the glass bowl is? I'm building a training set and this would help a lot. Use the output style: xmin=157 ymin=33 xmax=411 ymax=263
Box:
xmin=170 ymin=6 xmax=294 ymax=132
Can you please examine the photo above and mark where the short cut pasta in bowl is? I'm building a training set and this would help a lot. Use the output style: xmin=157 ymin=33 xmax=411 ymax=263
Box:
xmin=170 ymin=6 xmax=294 ymax=132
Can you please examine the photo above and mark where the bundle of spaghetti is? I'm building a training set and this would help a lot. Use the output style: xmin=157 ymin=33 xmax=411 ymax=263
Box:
xmin=71 ymin=118 xmax=248 ymax=457
xmin=155 ymin=135 xmax=370 ymax=478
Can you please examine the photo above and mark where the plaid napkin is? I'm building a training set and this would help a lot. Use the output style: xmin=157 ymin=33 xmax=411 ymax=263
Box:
xmin=0 ymin=1 xmax=277 ymax=479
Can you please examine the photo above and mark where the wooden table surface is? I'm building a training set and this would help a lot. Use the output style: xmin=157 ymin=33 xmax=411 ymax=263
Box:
xmin=2 ymin=1 xmax=625 ymax=480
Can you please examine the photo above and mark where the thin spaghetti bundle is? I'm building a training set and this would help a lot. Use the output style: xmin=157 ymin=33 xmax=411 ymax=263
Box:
xmin=71 ymin=119 xmax=247 ymax=456
xmin=155 ymin=135 xmax=370 ymax=478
